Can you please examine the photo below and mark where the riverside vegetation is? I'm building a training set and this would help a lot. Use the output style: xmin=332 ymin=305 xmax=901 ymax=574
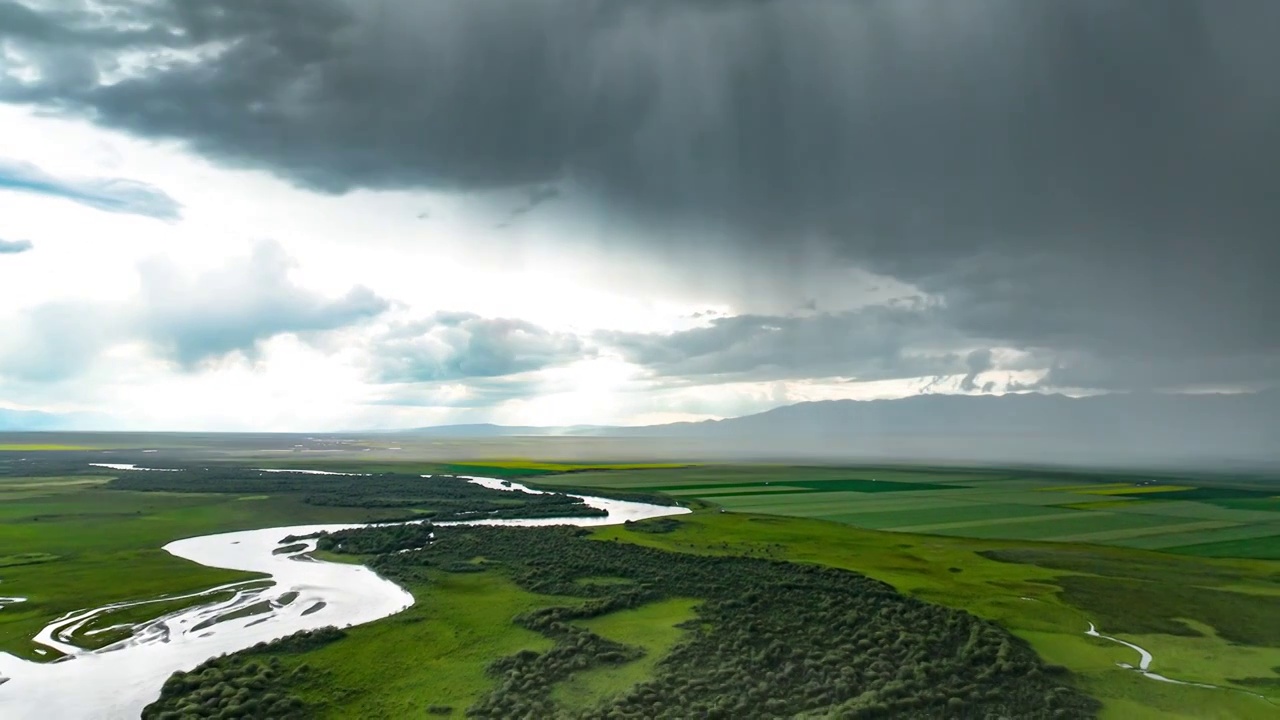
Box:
xmin=110 ymin=469 xmax=617 ymax=521
xmin=145 ymin=521 xmax=1100 ymax=719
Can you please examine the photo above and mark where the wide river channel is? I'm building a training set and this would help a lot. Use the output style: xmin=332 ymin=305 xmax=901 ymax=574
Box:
xmin=0 ymin=474 xmax=691 ymax=719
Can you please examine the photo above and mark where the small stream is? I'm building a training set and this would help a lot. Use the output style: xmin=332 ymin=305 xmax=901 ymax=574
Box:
xmin=1084 ymin=621 xmax=1278 ymax=707
xmin=1085 ymin=623 xmax=1216 ymax=687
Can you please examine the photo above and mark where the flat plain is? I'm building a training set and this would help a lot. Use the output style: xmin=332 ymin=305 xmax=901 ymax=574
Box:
xmin=1 ymin=436 xmax=1278 ymax=718
xmin=527 ymin=464 xmax=1280 ymax=559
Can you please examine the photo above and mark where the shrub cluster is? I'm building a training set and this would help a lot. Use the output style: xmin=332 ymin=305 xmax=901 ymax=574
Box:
xmin=314 ymin=522 xmax=435 ymax=555
xmin=360 ymin=525 xmax=1101 ymax=719
xmin=141 ymin=628 xmax=345 ymax=719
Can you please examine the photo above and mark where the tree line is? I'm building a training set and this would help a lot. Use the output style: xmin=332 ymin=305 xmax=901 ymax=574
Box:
xmin=142 ymin=627 xmax=346 ymax=719
xmin=109 ymin=469 xmax=607 ymax=521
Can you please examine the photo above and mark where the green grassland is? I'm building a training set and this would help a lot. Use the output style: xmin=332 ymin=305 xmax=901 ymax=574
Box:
xmin=290 ymin=571 xmax=576 ymax=718
xmin=554 ymin=598 xmax=700 ymax=711
xmin=3 ymin=456 xmax=1279 ymax=718
xmin=589 ymin=512 xmax=1280 ymax=718
xmin=531 ymin=464 xmax=1280 ymax=559
xmin=284 ymin=576 xmax=700 ymax=719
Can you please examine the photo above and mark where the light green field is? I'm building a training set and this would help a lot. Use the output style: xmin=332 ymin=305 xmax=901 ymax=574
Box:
xmin=292 ymin=572 xmax=575 ymax=719
xmin=531 ymin=465 xmax=1280 ymax=559
xmin=1115 ymin=523 xmax=1280 ymax=550
xmin=1096 ymin=501 xmax=1280 ymax=522
xmin=553 ymin=598 xmax=700 ymax=710
xmin=824 ymin=502 xmax=1069 ymax=529
xmin=1047 ymin=519 xmax=1239 ymax=543
xmin=1083 ymin=485 xmax=1194 ymax=495
xmin=662 ymin=484 xmax=810 ymax=496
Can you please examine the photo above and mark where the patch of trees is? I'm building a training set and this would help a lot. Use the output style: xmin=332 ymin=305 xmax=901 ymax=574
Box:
xmin=108 ymin=468 xmax=606 ymax=521
xmin=622 ymin=518 xmax=683 ymax=534
xmin=314 ymin=522 xmax=435 ymax=555
xmin=347 ymin=525 xmax=1101 ymax=719
xmin=142 ymin=627 xmax=345 ymax=719
xmin=0 ymin=452 xmax=113 ymax=477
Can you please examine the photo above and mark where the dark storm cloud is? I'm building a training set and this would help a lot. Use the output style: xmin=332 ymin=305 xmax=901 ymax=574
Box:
xmin=0 ymin=238 xmax=33 ymax=254
xmin=495 ymin=185 xmax=562 ymax=229
xmin=1037 ymin=353 xmax=1280 ymax=394
xmin=5 ymin=0 xmax=1278 ymax=391
xmin=0 ymin=1 xmax=58 ymax=41
xmin=373 ymin=312 xmax=586 ymax=383
xmin=600 ymin=308 xmax=973 ymax=383
xmin=0 ymin=159 xmax=181 ymax=220
xmin=959 ymin=349 xmax=994 ymax=393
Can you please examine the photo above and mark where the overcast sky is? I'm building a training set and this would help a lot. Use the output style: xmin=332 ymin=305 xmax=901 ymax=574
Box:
xmin=1 ymin=0 xmax=1276 ymax=431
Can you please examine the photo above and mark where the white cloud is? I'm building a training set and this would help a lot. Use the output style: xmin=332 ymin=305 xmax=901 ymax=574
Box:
xmin=0 ymin=104 xmax=1053 ymax=430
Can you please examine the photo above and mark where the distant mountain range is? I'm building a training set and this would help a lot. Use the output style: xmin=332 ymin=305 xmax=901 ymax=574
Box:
xmin=394 ymin=391 xmax=1280 ymax=468
xmin=0 ymin=407 xmax=79 ymax=432
xmin=391 ymin=423 xmax=607 ymax=438
xmin=4 ymin=392 xmax=1276 ymax=468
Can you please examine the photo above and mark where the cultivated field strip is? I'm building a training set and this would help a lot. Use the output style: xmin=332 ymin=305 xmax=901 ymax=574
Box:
xmin=537 ymin=466 xmax=1280 ymax=559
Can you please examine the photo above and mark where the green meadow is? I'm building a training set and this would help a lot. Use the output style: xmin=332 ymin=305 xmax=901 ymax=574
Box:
xmin=289 ymin=571 xmax=574 ymax=718
xmin=1 ymin=454 xmax=1278 ymax=718
xmin=591 ymin=512 xmax=1280 ymax=719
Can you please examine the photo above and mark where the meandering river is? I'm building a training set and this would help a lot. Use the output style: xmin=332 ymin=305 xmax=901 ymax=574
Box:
xmin=0 ymin=475 xmax=690 ymax=719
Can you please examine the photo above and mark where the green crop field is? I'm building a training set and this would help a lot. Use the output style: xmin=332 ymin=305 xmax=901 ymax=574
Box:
xmin=532 ymin=465 xmax=1280 ymax=559
xmin=1173 ymin=535 xmax=1280 ymax=559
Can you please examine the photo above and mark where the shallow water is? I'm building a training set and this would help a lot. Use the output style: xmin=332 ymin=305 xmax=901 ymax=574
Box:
xmin=1086 ymin=623 xmax=1217 ymax=688
xmin=0 ymin=476 xmax=689 ymax=719
xmin=255 ymin=468 xmax=371 ymax=476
